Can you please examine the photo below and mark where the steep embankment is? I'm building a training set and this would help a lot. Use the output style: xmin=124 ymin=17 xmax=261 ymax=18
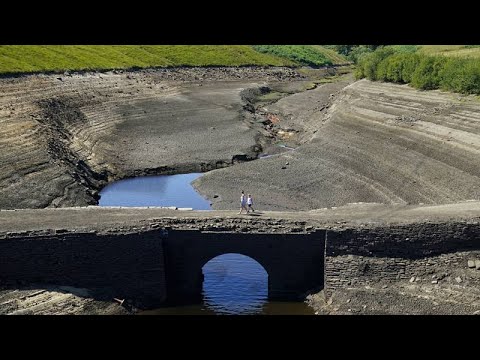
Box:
xmin=196 ymin=78 xmax=480 ymax=210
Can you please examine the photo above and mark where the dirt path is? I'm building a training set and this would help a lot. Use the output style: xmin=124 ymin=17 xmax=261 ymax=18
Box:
xmin=1 ymin=200 xmax=480 ymax=234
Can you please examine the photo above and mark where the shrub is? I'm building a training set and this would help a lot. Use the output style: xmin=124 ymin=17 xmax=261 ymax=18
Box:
xmin=348 ymin=46 xmax=374 ymax=64
xmin=357 ymin=47 xmax=396 ymax=81
xmin=376 ymin=53 xmax=421 ymax=83
xmin=252 ymin=45 xmax=332 ymax=67
xmin=355 ymin=46 xmax=480 ymax=95
xmin=400 ymin=53 xmax=421 ymax=83
xmin=411 ymin=56 xmax=448 ymax=90
xmin=440 ymin=57 xmax=480 ymax=94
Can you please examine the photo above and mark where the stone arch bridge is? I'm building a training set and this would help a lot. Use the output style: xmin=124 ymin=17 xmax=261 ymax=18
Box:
xmin=1 ymin=204 xmax=480 ymax=308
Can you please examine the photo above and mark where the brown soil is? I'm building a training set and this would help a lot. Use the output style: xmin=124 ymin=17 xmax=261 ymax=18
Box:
xmin=0 ymin=284 xmax=130 ymax=315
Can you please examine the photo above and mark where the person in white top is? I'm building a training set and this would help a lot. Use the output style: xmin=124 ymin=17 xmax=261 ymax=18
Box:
xmin=239 ymin=190 xmax=248 ymax=214
xmin=247 ymin=194 xmax=255 ymax=213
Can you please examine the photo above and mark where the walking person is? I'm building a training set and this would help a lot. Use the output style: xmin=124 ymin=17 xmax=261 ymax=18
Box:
xmin=247 ymin=194 xmax=255 ymax=213
xmin=239 ymin=190 xmax=248 ymax=214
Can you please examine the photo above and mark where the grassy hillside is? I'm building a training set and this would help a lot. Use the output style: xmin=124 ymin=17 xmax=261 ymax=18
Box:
xmin=0 ymin=45 xmax=347 ymax=75
xmin=418 ymin=45 xmax=480 ymax=58
xmin=310 ymin=45 xmax=350 ymax=64
xmin=252 ymin=45 xmax=346 ymax=67
xmin=0 ymin=45 xmax=296 ymax=75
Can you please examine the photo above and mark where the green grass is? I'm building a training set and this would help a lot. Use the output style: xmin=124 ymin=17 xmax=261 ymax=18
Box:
xmin=257 ymin=91 xmax=285 ymax=102
xmin=0 ymin=45 xmax=349 ymax=75
xmin=388 ymin=45 xmax=419 ymax=53
xmin=418 ymin=45 xmax=480 ymax=58
xmin=310 ymin=46 xmax=350 ymax=64
xmin=252 ymin=45 xmax=340 ymax=67
xmin=0 ymin=45 xmax=297 ymax=75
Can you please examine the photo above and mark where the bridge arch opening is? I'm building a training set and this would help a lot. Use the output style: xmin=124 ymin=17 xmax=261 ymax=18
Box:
xmin=201 ymin=253 xmax=268 ymax=315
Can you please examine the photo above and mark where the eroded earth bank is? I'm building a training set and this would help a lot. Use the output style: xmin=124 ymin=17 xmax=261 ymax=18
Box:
xmin=2 ymin=66 xmax=480 ymax=212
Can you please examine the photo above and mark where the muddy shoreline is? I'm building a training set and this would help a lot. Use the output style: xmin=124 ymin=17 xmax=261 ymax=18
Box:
xmin=0 ymin=66 xmax=347 ymax=210
xmin=3 ymin=64 xmax=479 ymax=212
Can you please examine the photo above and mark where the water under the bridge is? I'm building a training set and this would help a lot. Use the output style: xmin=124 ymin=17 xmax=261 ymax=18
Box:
xmin=140 ymin=253 xmax=315 ymax=315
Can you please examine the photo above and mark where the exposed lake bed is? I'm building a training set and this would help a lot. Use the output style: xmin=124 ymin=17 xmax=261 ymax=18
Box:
xmin=2 ymin=64 xmax=480 ymax=315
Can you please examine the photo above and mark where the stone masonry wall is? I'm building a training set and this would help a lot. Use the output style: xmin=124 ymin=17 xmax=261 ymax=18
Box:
xmin=0 ymin=230 xmax=167 ymax=307
xmin=324 ymin=221 xmax=480 ymax=296
xmin=2 ymin=217 xmax=480 ymax=308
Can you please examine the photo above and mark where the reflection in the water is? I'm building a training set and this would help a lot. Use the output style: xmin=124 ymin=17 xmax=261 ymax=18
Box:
xmin=202 ymin=253 xmax=268 ymax=315
xmin=139 ymin=253 xmax=315 ymax=315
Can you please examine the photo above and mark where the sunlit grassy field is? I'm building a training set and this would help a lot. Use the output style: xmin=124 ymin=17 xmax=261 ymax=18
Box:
xmin=0 ymin=45 xmax=348 ymax=75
